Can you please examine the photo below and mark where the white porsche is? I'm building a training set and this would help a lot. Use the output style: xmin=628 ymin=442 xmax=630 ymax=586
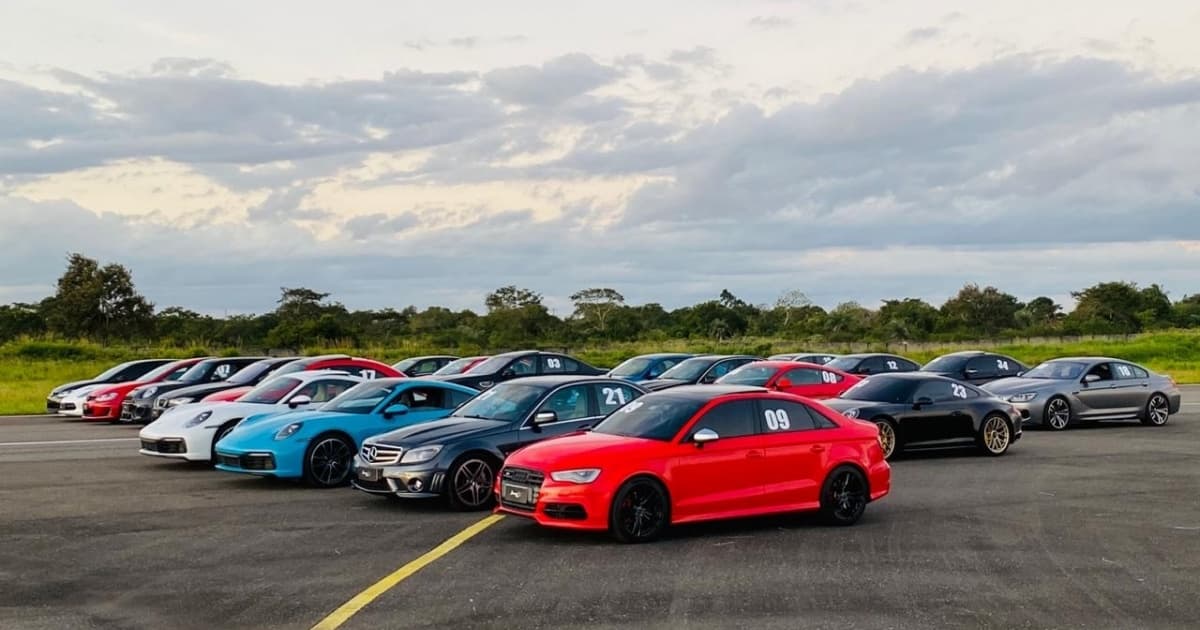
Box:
xmin=138 ymin=370 xmax=363 ymax=463
xmin=57 ymin=385 xmax=104 ymax=417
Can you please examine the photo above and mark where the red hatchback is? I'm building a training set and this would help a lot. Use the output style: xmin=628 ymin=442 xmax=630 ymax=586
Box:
xmin=496 ymin=385 xmax=890 ymax=542
xmin=83 ymin=358 xmax=205 ymax=422
xmin=715 ymin=361 xmax=860 ymax=399
xmin=200 ymin=355 xmax=403 ymax=402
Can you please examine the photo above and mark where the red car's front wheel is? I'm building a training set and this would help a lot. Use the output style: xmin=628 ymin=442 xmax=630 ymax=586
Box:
xmin=609 ymin=477 xmax=670 ymax=543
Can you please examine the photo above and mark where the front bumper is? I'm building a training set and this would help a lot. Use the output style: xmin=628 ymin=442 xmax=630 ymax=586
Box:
xmin=82 ymin=402 xmax=118 ymax=421
xmin=1006 ymin=399 xmax=1044 ymax=427
xmin=493 ymin=467 xmax=610 ymax=531
xmin=350 ymin=456 xmax=444 ymax=498
xmin=119 ymin=400 xmax=156 ymax=424
xmin=46 ymin=396 xmax=61 ymax=414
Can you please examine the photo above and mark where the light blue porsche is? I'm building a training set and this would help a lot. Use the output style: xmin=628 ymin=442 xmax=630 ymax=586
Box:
xmin=214 ymin=378 xmax=479 ymax=487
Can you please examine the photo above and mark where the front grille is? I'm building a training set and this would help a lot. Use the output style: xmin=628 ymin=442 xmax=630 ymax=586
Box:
xmin=217 ymin=454 xmax=241 ymax=467
xmin=352 ymin=477 xmax=393 ymax=493
xmin=155 ymin=398 xmax=170 ymax=409
xmin=361 ymin=444 xmax=403 ymax=465
xmin=544 ymin=503 xmax=588 ymax=520
xmin=216 ymin=453 xmax=275 ymax=470
xmin=141 ymin=438 xmax=186 ymax=454
xmin=46 ymin=398 xmax=61 ymax=411
xmin=60 ymin=402 xmax=77 ymax=411
xmin=501 ymin=467 xmax=545 ymax=485
xmin=120 ymin=402 xmax=135 ymax=420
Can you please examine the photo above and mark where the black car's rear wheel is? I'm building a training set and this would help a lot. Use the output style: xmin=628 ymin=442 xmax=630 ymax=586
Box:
xmin=819 ymin=466 xmax=868 ymax=526
xmin=446 ymin=456 xmax=497 ymax=511
xmin=873 ymin=418 xmax=898 ymax=460
xmin=977 ymin=414 xmax=1012 ymax=456
xmin=1141 ymin=393 xmax=1170 ymax=426
xmin=609 ymin=477 xmax=670 ymax=543
xmin=303 ymin=434 xmax=354 ymax=488
xmin=1044 ymin=397 xmax=1071 ymax=431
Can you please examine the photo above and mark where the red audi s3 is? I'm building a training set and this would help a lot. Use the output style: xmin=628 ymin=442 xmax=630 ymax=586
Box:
xmin=496 ymin=385 xmax=890 ymax=542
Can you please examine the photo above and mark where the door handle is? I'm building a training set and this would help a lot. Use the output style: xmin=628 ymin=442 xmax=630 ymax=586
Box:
xmin=810 ymin=445 xmax=826 ymax=453
xmin=746 ymin=450 xmax=764 ymax=459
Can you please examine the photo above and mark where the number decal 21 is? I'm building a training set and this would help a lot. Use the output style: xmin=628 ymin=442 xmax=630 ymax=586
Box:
xmin=601 ymin=387 xmax=627 ymax=406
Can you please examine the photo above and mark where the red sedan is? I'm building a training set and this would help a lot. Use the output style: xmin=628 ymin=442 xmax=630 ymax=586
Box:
xmin=200 ymin=355 xmax=403 ymax=402
xmin=82 ymin=358 xmax=205 ymax=422
xmin=495 ymin=385 xmax=890 ymax=542
xmin=715 ymin=361 xmax=860 ymax=399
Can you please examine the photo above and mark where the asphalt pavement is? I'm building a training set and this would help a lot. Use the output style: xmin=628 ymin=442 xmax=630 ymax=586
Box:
xmin=1 ymin=390 xmax=1199 ymax=630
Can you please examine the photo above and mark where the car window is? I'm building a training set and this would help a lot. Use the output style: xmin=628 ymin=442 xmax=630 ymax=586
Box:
xmin=508 ymin=356 xmax=538 ymax=375
xmin=1086 ymin=363 xmax=1115 ymax=382
xmin=781 ymin=368 xmax=827 ymax=386
xmin=757 ymin=400 xmax=820 ymax=432
xmin=399 ymin=386 xmax=450 ymax=409
xmin=858 ymin=357 xmax=888 ymax=374
xmin=294 ymin=379 xmax=356 ymax=403
xmin=595 ymin=383 xmax=641 ymax=415
xmin=706 ymin=359 xmax=747 ymax=381
xmin=965 ymin=356 xmax=999 ymax=378
xmin=446 ymin=389 xmax=476 ymax=408
xmin=166 ymin=365 xmax=192 ymax=380
xmin=691 ymin=400 xmax=757 ymax=439
xmin=209 ymin=362 xmax=237 ymax=382
xmin=536 ymin=385 xmax=591 ymax=421
xmin=914 ymin=380 xmax=976 ymax=402
xmin=647 ymin=358 xmax=680 ymax=379
xmin=1131 ymin=365 xmax=1149 ymax=379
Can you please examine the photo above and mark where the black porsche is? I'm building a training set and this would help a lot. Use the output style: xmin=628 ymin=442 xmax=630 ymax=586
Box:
xmin=432 ymin=350 xmax=605 ymax=391
xmin=351 ymin=375 xmax=646 ymax=510
xmin=640 ymin=354 xmax=760 ymax=391
xmin=825 ymin=353 xmax=921 ymax=376
xmin=822 ymin=373 xmax=1022 ymax=460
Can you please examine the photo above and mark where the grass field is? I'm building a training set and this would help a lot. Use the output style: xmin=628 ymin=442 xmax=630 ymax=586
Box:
xmin=2 ymin=332 xmax=1197 ymax=415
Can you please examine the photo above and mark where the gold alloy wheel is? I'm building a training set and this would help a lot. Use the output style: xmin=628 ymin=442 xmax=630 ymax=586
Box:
xmin=875 ymin=421 xmax=896 ymax=458
xmin=983 ymin=415 xmax=1011 ymax=453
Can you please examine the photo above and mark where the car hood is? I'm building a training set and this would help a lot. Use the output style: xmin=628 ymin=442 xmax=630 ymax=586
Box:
xmin=225 ymin=408 xmax=345 ymax=436
xmin=131 ymin=381 xmax=191 ymax=400
xmin=60 ymin=383 xmax=104 ymax=399
xmin=158 ymin=382 xmax=234 ymax=400
xmin=89 ymin=381 xmax=149 ymax=397
xmin=641 ymin=378 xmax=689 ymax=391
xmin=822 ymin=398 xmax=886 ymax=413
xmin=204 ymin=386 xmax=252 ymax=402
xmin=371 ymin=417 xmax=509 ymax=448
xmin=983 ymin=377 xmax=1062 ymax=395
xmin=506 ymin=431 xmax=656 ymax=469
xmin=52 ymin=380 xmax=103 ymax=396
xmin=147 ymin=401 xmax=267 ymax=431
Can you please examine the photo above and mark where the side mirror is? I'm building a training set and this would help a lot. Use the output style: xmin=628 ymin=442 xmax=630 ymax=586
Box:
xmin=383 ymin=403 xmax=409 ymax=418
xmin=500 ymin=369 xmax=515 ymax=378
xmin=1083 ymin=374 xmax=1101 ymax=384
xmin=533 ymin=410 xmax=558 ymax=425
xmin=964 ymin=369 xmax=979 ymax=376
xmin=700 ymin=373 xmax=718 ymax=384
xmin=1016 ymin=371 xmax=1026 ymax=377
xmin=912 ymin=396 xmax=933 ymax=409
xmin=774 ymin=378 xmax=792 ymax=390
xmin=287 ymin=395 xmax=312 ymax=409
xmin=692 ymin=428 xmax=719 ymax=445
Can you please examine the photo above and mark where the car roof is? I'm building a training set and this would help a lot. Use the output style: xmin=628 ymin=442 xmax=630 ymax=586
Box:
xmin=288 ymin=369 xmax=365 ymax=382
xmin=740 ymin=360 xmax=826 ymax=369
xmin=647 ymin=384 xmax=768 ymax=400
xmin=936 ymin=350 xmax=990 ymax=357
xmin=628 ymin=352 xmax=694 ymax=359
xmin=839 ymin=352 xmax=908 ymax=359
xmin=1054 ymin=356 xmax=1121 ymax=362
xmin=865 ymin=372 xmax=955 ymax=382
xmin=400 ymin=355 xmax=458 ymax=361
xmin=498 ymin=375 xmax=633 ymax=387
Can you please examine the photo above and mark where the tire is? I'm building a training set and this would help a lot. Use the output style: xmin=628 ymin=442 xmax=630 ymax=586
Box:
xmin=445 ymin=454 xmax=498 ymax=511
xmin=1141 ymin=393 xmax=1170 ymax=427
xmin=873 ymin=418 xmax=899 ymax=460
xmin=609 ymin=477 xmax=670 ymax=543
xmin=976 ymin=414 xmax=1012 ymax=456
xmin=302 ymin=433 xmax=355 ymax=488
xmin=1043 ymin=396 xmax=1072 ymax=431
xmin=819 ymin=465 xmax=869 ymax=526
xmin=209 ymin=420 xmax=240 ymax=465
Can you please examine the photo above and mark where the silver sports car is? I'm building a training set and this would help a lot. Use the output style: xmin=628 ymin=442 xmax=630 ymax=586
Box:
xmin=983 ymin=357 xmax=1181 ymax=430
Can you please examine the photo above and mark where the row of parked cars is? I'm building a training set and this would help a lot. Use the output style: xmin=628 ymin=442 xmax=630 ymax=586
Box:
xmin=45 ymin=348 xmax=1182 ymax=542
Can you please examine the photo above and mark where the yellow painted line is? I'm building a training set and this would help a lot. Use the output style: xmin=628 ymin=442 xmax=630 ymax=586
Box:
xmin=311 ymin=514 xmax=505 ymax=630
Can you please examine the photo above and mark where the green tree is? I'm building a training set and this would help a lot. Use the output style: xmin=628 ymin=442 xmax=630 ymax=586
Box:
xmin=939 ymin=284 xmax=1020 ymax=337
xmin=43 ymin=253 xmax=154 ymax=340
xmin=484 ymin=286 xmax=543 ymax=312
xmin=825 ymin=302 xmax=875 ymax=341
xmin=0 ymin=302 xmax=46 ymax=341
xmin=569 ymin=288 xmax=626 ymax=335
xmin=877 ymin=298 xmax=939 ymax=340
xmin=1068 ymin=282 xmax=1147 ymax=334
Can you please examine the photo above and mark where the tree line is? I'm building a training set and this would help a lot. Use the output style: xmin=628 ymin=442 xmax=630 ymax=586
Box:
xmin=3 ymin=253 xmax=1199 ymax=351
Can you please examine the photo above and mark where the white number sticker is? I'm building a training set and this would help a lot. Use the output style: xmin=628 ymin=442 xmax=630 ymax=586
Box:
xmin=886 ymin=361 xmax=899 ymax=371
xmin=601 ymin=387 xmax=627 ymax=407
xmin=951 ymin=384 xmax=968 ymax=399
xmin=547 ymin=358 xmax=562 ymax=369
xmin=821 ymin=371 xmax=838 ymax=384
xmin=764 ymin=409 xmax=791 ymax=431
xmin=360 ymin=369 xmax=377 ymax=379
xmin=1116 ymin=365 xmax=1132 ymax=377
xmin=621 ymin=400 xmax=644 ymax=414
xmin=996 ymin=359 xmax=1010 ymax=371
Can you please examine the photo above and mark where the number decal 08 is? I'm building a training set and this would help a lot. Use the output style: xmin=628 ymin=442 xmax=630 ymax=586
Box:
xmin=764 ymin=409 xmax=791 ymax=431
xmin=821 ymin=371 xmax=838 ymax=384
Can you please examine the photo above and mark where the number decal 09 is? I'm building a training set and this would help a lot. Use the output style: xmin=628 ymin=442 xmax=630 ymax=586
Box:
xmin=764 ymin=409 xmax=791 ymax=431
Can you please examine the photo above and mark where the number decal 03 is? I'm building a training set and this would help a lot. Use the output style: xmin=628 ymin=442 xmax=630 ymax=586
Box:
xmin=546 ymin=358 xmax=562 ymax=369
xmin=764 ymin=409 xmax=791 ymax=431
xmin=601 ymin=387 xmax=627 ymax=406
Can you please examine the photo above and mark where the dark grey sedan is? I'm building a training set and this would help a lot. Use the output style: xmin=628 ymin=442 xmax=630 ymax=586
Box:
xmin=983 ymin=357 xmax=1181 ymax=430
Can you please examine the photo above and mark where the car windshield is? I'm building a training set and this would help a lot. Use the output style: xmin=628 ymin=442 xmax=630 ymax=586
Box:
xmin=94 ymin=361 xmax=137 ymax=380
xmin=434 ymin=357 xmax=481 ymax=376
xmin=609 ymin=358 xmax=654 ymax=377
xmin=239 ymin=377 xmax=302 ymax=404
xmin=840 ymin=377 xmax=918 ymax=403
xmin=658 ymin=358 xmax=714 ymax=381
xmin=141 ymin=361 xmax=186 ymax=381
xmin=717 ymin=365 xmax=775 ymax=387
xmin=826 ymin=356 xmax=863 ymax=372
xmin=464 ymin=355 xmax=519 ymax=375
xmin=270 ymin=360 xmax=313 ymax=376
xmin=393 ymin=358 xmax=418 ymax=373
xmin=1023 ymin=360 xmax=1088 ymax=380
xmin=451 ymin=383 xmax=545 ymax=422
xmin=923 ymin=355 xmax=970 ymax=372
xmin=319 ymin=382 xmax=398 ymax=414
xmin=176 ymin=361 xmax=216 ymax=383
xmin=228 ymin=360 xmax=284 ymax=385
xmin=592 ymin=396 xmax=706 ymax=441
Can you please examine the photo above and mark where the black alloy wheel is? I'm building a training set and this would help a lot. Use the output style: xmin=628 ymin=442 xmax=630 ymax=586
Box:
xmin=819 ymin=466 xmax=868 ymax=526
xmin=610 ymin=478 xmax=670 ymax=543
xmin=304 ymin=435 xmax=354 ymax=488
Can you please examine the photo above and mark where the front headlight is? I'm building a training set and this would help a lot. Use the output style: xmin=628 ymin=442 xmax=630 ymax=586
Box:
xmin=549 ymin=468 xmax=601 ymax=484
xmin=142 ymin=387 xmax=159 ymax=398
xmin=399 ymin=445 xmax=442 ymax=464
xmin=94 ymin=392 xmax=118 ymax=402
xmin=274 ymin=422 xmax=303 ymax=440
xmin=1007 ymin=393 xmax=1038 ymax=403
xmin=842 ymin=408 xmax=860 ymax=419
xmin=184 ymin=410 xmax=212 ymax=428
xmin=167 ymin=397 xmax=194 ymax=407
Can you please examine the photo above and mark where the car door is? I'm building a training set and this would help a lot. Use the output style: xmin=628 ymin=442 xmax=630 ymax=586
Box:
xmin=517 ymin=384 xmax=599 ymax=448
xmin=753 ymin=399 xmax=826 ymax=510
xmin=904 ymin=380 xmax=973 ymax=444
xmin=1075 ymin=362 xmax=1122 ymax=417
xmin=1111 ymin=363 xmax=1151 ymax=415
xmin=670 ymin=400 xmax=765 ymax=520
xmin=856 ymin=356 xmax=888 ymax=375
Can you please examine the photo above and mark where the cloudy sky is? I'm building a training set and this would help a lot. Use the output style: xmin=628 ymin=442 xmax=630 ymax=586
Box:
xmin=2 ymin=0 xmax=1199 ymax=315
